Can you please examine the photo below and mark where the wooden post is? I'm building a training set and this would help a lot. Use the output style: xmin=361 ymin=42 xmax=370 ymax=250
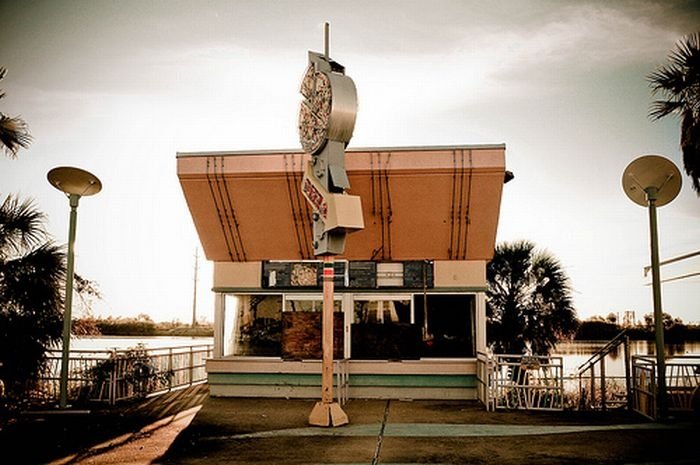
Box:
xmin=308 ymin=256 xmax=349 ymax=427
xmin=321 ymin=256 xmax=334 ymax=403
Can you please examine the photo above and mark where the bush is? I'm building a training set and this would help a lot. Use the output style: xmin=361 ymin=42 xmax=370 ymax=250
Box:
xmin=79 ymin=344 xmax=173 ymax=402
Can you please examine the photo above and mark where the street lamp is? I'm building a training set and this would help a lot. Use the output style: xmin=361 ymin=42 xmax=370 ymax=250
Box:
xmin=622 ymin=155 xmax=681 ymax=419
xmin=47 ymin=166 xmax=102 ymax=408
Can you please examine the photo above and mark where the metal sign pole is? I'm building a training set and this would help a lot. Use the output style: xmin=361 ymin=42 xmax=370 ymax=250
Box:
xmin=302 ymin=23 xmax=360 ymax=427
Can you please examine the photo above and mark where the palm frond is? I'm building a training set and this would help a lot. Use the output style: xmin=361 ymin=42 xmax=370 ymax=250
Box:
xmin=0 ymin=194 xmax=48 ymax=258
xmin=681 ymin=111 xmax=700 ymax=193
xmin=649 ymin=99 xmax=686 ymax=120
xmin=0 ymin=67 xmax=7 ymax=98
xmin=0 ymin=114 xmax=32 ymax=158
xmin=648 ymin=32 xmax=700 ymax=194
xmin=648 ymin=64 xmax=687 ymax=95
xmin=0 ymin=241 xmax=66 ymax=316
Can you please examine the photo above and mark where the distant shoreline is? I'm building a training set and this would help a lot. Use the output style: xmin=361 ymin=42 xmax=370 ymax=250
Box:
xmin=574 ymin=320 xmax=700 ymax=342
xmin=72 ymin=317 xmax=214 ymax=338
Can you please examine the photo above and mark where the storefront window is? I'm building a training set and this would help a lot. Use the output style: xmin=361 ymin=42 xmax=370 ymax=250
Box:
xmin=351 ymin=297 xmax=420 ymax=360
xmin=228 ymin=295 xmax=282 ymax=356
xmin=414 ymin=294 xmax=475 ymax=357
xmin=281 ymin=295 xmax=343 ymax=360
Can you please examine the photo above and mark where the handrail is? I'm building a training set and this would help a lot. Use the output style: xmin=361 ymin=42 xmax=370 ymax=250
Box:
xmin=576 ymin=329 xmax=628 ymax=372
xmin=576 ymin=330 xmax=631 ymax=412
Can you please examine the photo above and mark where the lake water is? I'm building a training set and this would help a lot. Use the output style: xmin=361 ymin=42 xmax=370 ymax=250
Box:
xmin=67 ymin=336 xmax=699 ymax=378
xmin=68 ymin=336 xmax=214 ymax=351
xmin=553 ymin=340 xmax=700 ymax=377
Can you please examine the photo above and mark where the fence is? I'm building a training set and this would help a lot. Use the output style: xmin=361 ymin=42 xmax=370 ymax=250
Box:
xmin=477 ymin=352 xmax=564 ymax=411
xmin=631 ymin=354 xmax=700 ymax=420
xmin=34 ymin=343 xmax=213 ymax=405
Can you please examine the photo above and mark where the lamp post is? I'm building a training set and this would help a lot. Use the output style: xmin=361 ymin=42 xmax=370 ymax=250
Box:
xmin=48 ymin=167 xmax=102 ymax=408
xmin=622 ymin=155 xmax=681 ymax=419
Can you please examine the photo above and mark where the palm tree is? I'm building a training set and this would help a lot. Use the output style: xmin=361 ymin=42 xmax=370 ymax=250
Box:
xmin=0 ymin=67 xmax=32 ymax=158
xmin=0 ymin=195 xmax=65 ymax=399
xmin=486 ymin=240 xmax=578 ymax=356
xmin=648 ymin=33 xmax=700 ymax=194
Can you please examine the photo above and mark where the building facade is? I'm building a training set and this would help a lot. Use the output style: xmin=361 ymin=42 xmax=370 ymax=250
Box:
xmin=177 ymin=144 xmax=507 ymax=400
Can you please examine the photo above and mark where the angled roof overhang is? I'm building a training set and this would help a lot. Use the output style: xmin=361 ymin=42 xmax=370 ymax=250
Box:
xmin=177 ymin=144 xmax=507 ymax=262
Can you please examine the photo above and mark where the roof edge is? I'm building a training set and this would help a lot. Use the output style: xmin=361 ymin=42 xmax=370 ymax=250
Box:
xmin=177 ymin=143 xmax=506 ymax=158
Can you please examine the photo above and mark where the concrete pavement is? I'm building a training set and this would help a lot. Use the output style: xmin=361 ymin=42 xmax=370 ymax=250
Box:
xmin=158 ymin=397 xmax=698 ymax=465
xmin=14 ymin=385 xmax=696 ymax=465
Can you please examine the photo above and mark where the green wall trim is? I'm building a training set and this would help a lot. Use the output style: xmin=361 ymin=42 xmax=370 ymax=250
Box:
xmin=213 ymin=288 xmax=486 ymax=294
xmin=208 ymin=372 xmax=477 ymax=388
xmin=349 ymin=374 xmax=476 ymax=388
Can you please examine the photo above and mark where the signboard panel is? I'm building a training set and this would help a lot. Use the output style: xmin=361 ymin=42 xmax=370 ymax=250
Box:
xmin=263 ymin=260 xmax=379 ymax=289
xmin=403 ymin=261 xmax=434 ymax=288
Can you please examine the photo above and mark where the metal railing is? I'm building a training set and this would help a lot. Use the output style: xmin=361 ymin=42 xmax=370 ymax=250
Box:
xmin=34 ymin=343 xmax=213 ymax=405
xmin=476 ymin=351 xmax=496 ymax=411
xmin=631 ymin=354 xmax=700 ymax=420
xmin=576 ymin=331 xmax=631 ymax=411
xmin=335 ymin=358 xmax=349 ymax=406
xmin=477 ymin=352 xmax=564 ymax=411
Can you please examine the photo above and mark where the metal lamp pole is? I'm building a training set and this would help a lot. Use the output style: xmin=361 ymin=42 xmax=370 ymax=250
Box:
xmin=48 ymin=166 xmax=101 ymax=409
xmin=59 ymin=193 xmax=80 ymax=408
xmin=622 ymin=155 xmax=680 ymax=420
xmin=645 ymin=187 xmax=667 ymax=418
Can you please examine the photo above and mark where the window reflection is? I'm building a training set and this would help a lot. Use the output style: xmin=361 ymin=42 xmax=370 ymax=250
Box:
xmin=351 ymin=298 xmax=418 ymax=360
xmin=229 ymin=295 xmax=282 ymax=356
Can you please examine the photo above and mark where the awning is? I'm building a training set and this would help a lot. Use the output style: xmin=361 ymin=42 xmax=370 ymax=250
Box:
xmin=177 ymin=144 xmax=506 ymax=262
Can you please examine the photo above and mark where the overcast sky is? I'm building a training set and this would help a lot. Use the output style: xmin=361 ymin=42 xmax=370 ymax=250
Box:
xmin=1 ymin=0 xmax=699 ymax=324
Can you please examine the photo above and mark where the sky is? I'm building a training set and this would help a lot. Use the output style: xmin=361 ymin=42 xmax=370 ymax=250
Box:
xmin=1 ymin=0 xmax=699 ymax=325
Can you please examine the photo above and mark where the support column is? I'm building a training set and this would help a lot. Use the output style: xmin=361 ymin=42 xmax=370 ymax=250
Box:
xmin=213 ymin=293 xmax=225 ymax=358
xmin=476 ymin=292 xmax=487 ymax=354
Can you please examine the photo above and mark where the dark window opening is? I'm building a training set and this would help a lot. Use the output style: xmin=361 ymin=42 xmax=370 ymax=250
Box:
xmin=414 ymin=294 xmax=475 ymax=358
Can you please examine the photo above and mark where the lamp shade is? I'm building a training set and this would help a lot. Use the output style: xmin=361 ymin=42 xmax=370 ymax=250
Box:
xmin=622 ymin=155 xmax=681 ymax=207
xmin=48 ymin=166 xmax=102 ymax=197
